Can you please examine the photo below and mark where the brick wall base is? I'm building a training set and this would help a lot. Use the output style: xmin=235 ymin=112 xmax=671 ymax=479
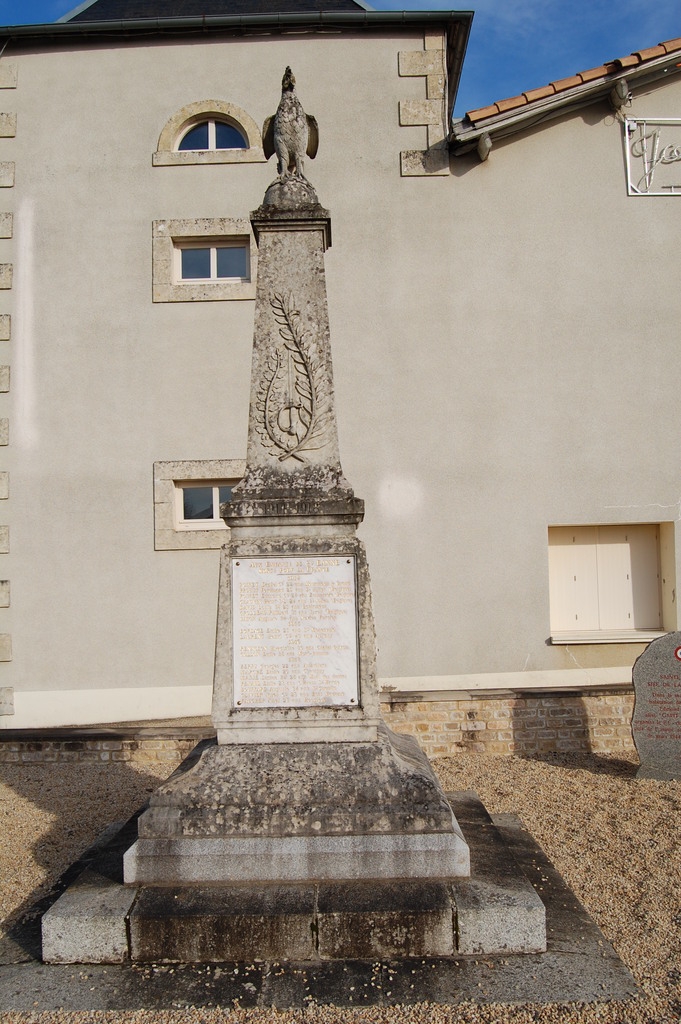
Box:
xmin=0 ymin=692 xmax=636 ymax=764
xmin=0 ymin=735 xmax=201 ymax=765
xmin=380 ymin=691 xmax=636 ymax=759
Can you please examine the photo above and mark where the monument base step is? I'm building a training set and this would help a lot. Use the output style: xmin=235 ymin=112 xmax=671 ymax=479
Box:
xmin=125 ymin=730 xmax=470 ymax=884
xmin=129 ymin=880 xmax=457 ymax=962
xmin=42 ymin=792 xmax=545 ymax=963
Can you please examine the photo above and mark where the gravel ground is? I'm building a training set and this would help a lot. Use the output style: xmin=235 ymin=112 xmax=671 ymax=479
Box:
xmin=0 ymin=748 xmax=679 ymax=1024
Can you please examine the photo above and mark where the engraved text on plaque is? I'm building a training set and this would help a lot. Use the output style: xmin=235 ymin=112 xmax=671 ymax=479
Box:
xmin=232 ymin=555 xmax=359 ymax=708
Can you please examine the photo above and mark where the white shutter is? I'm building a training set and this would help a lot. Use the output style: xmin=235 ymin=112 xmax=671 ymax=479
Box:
xmin=549 ymin=524 xmax=662 ymax=636
xmin=548 ymin=527 xmax=599 ymax=631
xmin=596 ymin=526 xmax=635 ymax=630
xmin=625 ymin=524 xmax=661 ymax=629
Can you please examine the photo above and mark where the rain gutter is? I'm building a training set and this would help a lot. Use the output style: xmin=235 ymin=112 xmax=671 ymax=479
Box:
xmin=0 ymin=11 xmax=473 ymax=41
xmin=450 ymin=48 xmax=681 ymax=156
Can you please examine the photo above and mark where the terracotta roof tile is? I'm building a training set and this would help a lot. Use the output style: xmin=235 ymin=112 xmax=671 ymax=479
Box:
xmin=635 ymin=44 xmax=667 ymax=61
xmin=465 ymin=36 xmax=681 ymax=124
xmin=466 ymin=103 xmax=499 ymax=122
xmin=578 ymin=65 xmax=610 ymax=83
xmin=551 ymin=73 xmax=584 ymax=92
xmin=614 ymin=54 xmax=642 ymax=69
xmin=523 ymin=84 xmax=555 ymax=103
xmin=495 ymin=94 xmax=527 ymax=113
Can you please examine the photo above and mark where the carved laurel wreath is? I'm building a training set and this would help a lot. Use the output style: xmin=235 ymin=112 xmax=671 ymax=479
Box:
xmin=256 ymin=292 xmax=332 ymax=463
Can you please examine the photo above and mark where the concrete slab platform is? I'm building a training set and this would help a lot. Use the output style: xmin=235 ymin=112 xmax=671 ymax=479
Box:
xmin=46 ymin=791 xmax=543 ymax=962
xmin=130 ymin=884 xmax=317 ymax=963
xmin=0 ymin=795 xmax=637 ymax=1010
xmin=42 ymin=869 xmax=137 ymax=964
xmin=450 ymin=792 xmax=546 ymax=954
xmin=317 ymin=880 xmax=454 ymax=959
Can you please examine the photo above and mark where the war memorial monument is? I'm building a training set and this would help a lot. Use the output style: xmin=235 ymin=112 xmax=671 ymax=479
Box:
xmin=122 ymin=66 xmax=481 ymax=959
xmin=40 ymin=70 xmax=634 ymax=984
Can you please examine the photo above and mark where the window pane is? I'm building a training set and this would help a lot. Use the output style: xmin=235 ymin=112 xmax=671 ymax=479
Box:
xmin=215 ymin=122 xmax=247 ymax=149
xmin=178 ymin=123 xmax=209 ymax=151
xmin=216 ymin=246 xmax=248 ymax=279
xmin=181 ymin=248 xmax=211 ymax=280
xmin=218 ymin=485 xmax=234 ymax=506
xmin=183 ymin=486 xmax=214 ymax=520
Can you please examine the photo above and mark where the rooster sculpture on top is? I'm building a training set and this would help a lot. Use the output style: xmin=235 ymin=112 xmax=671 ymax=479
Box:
xmin=263 ymin=67 xmax=319 ymax=181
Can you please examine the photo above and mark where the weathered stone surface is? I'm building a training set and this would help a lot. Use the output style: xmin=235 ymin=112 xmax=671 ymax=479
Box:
xmin=0 ymin=163 xmax=14 ymax=188
xmin=398 ymin=49 xmax=445 ymax=77
xmin=125 ymin=730 xmax=470 ymax=884
xmin=399 ymin=99 xmax=442 ymax=126
xmin=0 ymin=64 xmax=17 ymax=89
xmin=0 ymin=114 xmax=16 ymax=138
xmin=261 ymin=177 xmax=320 ymax=210
xmin=41 ymin=870 xmax=136 ymax=964
xmin=137 ymin=729 xmax=458 ymax=839
xmin=125 ymin=831 xmax=468 ymax=885
xmin=317 ymin=881 xmax=454 ymax=959
xmin=0 ymin=685 xmax=12 ymax=715
xmin=450 ymin=793 xmax=546 ymax=954
xmin=129 ymin=884 xmax=316 ymax=963
xmin=212 ymin=535 xmax=382 ymax=743
xmin=226 ymin=181 xmax=358 ymax=521
xmin=632 ymin=632 xmax=681 ymax=779
xmin=400 ymin=147 xmax=450 ymax=177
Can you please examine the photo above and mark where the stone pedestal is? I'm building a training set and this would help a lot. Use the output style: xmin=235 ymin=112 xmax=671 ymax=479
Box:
xmin=124 ymin=727 xmax=470 ymax=884
xmin=125 ymin=174 xmax=470 ymax=895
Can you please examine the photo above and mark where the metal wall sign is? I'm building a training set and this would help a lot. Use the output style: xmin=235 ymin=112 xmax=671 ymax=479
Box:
xmin=232 ymin=554 xmax=359 ymax=708
xmin=625 ymin=118 xmax=681 ymax=195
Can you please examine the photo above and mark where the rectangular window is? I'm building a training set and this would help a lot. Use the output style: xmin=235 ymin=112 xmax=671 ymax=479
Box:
xmin=153 ymin=460 xmax=246 ymax=550
xmin=152 ymin=219 xmax=256 ymax=302
xmin=176 ymin=480 xmax=238 ymax=530
xmin=548 ymin=524 xmax=672 ymax=643
xmin=178 ymin=241 xmax=249 ymax=282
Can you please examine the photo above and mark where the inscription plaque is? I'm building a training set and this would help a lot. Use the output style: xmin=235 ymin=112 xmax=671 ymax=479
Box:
xmin=232 ymin=554 xmax=359 ymax=708
xmin=632 ymin=632 xmax=681 ymax=779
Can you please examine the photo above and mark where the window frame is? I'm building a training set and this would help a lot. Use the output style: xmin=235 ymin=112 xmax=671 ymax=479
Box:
xmin=177 ymin=118 xmax=248 ymax=153
xmin=153 ymin=219 xmax=256 ymax=302
xmin=175 ymin=480 xmax=239 ymax=532
xmin=547 ymin=521 xmax=675 ymax=644
xmin=154 ymin=100 xmax=266 ymax=166
xmin=154 ymin=460 xmax=246 ymax=550
xmin=175 ymin=239 xmax=250 ymax=284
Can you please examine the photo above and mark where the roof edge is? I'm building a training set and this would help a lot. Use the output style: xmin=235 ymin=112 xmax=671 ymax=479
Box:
xmin=450 ymin=44 xmax=681 ymax=153
xmin=1 ymin=10 xmax=473 ymax=40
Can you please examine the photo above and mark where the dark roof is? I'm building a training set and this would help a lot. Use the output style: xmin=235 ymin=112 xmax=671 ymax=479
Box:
xmin=66 ymin=0 xmax=368 ymax=20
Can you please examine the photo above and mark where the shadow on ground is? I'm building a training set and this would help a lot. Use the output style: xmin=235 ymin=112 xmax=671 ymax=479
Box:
xmin=0 ymin=758 xmax=180 ymax=963
xmin=520 ymin=750 xmax=639 ymax=779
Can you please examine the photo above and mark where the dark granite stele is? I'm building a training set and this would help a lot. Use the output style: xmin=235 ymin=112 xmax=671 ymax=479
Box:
xmin=0 ymin=789 xmax=637 ymax=1011
xmin=632 ymin=631 xmax=681 ymax=780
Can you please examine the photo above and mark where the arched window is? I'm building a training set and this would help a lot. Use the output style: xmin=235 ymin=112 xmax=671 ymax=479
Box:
xmin=177 ymin=119 xmax=247 ymax=152
xmin=154 ymin=100 xmax=265 ymax=166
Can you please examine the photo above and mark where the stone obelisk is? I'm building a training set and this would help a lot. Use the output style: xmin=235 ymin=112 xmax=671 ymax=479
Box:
xmin=124 ymin=69 xmax=469 ymax=886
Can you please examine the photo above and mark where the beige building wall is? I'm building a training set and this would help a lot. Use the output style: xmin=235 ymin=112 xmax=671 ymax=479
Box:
xmin=0 ymin=26 xmax=679 ymax=727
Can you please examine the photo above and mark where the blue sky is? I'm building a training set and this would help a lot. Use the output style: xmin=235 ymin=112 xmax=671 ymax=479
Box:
xmin=0 ymin=1 xmax=678 ymax=116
